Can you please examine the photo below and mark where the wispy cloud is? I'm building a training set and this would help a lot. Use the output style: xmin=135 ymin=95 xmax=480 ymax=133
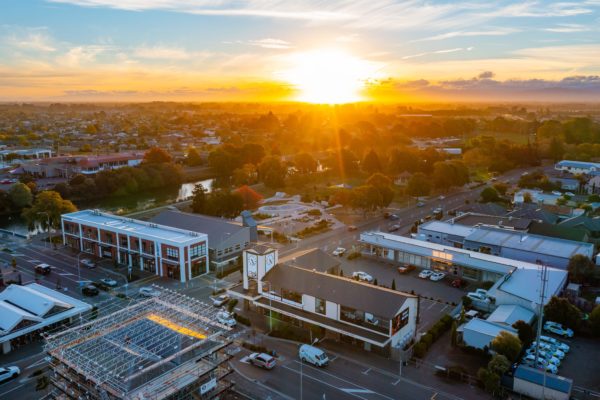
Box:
xmin=412 ymin=28 xmax=518 ymax=42
xmin=402 ymin=47 xmax=472 ymax=60
xmin=134 ymin=45 xmax=193 ymax=60
xmin=5 ymin=30 xmax=56 ymax=52
xmin=544 ymin=23 xmax=590 ymax=33
xmin=224 ymin=38 xmax=292 ymax=50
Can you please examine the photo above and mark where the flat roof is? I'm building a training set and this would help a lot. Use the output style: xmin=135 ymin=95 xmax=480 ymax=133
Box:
xmin=264 ymin=263 xmax=414 ymax=319
xmin=0 ymin=283 xmax=92 ymax=343
xmin=360 ymin=231 xmax=542 ymax=275
xmin=464 ymin=226 xmax=594 ymax=258
xmin=491 ymin=267 xmax=567 ymax=305
xmin=63 ymin=210 xmax=207 ymax=245
xmin=418 ymin=220 xmax=475 ymax=237
xmin=486 ymin=304 xmax=535 ymax=326
xmin=453 ymin=213 xmax=532 ymax=230
xmin=556 ymin=160 xmax=600 ymax=169
xmin=279 ymin=248 xmax=340 ymax=273
xmin=151 ymin=210 xmax=246 ymax=248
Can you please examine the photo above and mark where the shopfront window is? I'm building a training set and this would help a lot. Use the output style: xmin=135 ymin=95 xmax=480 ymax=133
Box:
xmin=315 ymin=298 xmax=326 ymax=315
xmin=191 ymin=259 xmax=206 ymax=278
xmin=462 ymin=266 xmax=480 ymax=280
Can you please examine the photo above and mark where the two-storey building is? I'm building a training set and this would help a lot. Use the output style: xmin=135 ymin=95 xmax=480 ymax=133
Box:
xmin=61 ymin=210 xmax=208 ymax=282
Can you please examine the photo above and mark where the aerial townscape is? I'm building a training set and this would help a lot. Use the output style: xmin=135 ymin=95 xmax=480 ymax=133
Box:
xmin=1 ymin=1 xmax=600 ymax=400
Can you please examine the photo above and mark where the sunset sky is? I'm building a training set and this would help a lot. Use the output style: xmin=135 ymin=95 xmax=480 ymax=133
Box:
xmin=2 ymin=0 xmax=600 ymax=102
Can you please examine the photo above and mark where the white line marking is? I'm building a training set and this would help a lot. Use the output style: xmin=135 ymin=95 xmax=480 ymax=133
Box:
xmin=342 ymin=389 xmax=376 ymax=394
xmin=426 ymin=302 xmax=437 ymax=310
xmin=392 ymin=378 xmax=402 ymax=386
xmin=280 ymin=365 xmax=370 ymax=400
xmin=362 ymin=368 xmax=371 ymax=375
xmin=329 ymin=355 xmax=338 ymax=362
xmin=0 ymin=383 xmax=25 ymax=397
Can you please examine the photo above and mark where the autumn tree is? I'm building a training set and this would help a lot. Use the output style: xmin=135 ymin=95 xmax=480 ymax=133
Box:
xmin=362 ymin=149 xmax=382 ymax=175
xmin=8 ymin=183 xmax=33 ymax=209
xmin=490 ymin=331 xmax=521 ymax=362
xmin=22 ymin=190 xmax=77 ymax=230
xmin=143 ymin=147 xmax=172 ymax=164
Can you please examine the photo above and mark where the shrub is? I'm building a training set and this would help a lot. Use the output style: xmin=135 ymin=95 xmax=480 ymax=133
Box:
xmin=413 ymin=342 xmax=427 ymax=358
xmin=421 ymin=333 xmax=433 ymax=348
xmin=462 ymin=295 xmax=473 ymax=308
xmin=347 ymin=251 xmax=361 ymax=260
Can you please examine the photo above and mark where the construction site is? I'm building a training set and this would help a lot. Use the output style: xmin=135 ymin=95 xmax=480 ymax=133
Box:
xmin=44 ymin=286 xmax=235 ymax=400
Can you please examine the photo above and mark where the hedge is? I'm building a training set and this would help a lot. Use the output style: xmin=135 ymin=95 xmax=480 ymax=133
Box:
xmin=412 ymin=314 xmax=453 ymax=359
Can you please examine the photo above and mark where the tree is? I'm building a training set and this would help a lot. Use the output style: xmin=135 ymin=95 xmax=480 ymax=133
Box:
xmin=567 ymin=254 xmax=595 ymax=284
xmin=492 ymin=182 xmax=508 ymax=196
xmin=480 ymin=187 xmax=499 ymax=203
xmin=490 ymin=331 xmax=522 ymax=362
xmin=512 ymin=320 xmax=534 ymax=346
xmin=391 ymin=279 xmax=396 ymax=290
xmin=477 ymin=368 xmax=500 ymax=395
xmin=22 ymin=191 xmax=77 ymax=230
xmin=487 ymin=354 xmax=510 ymax=376
xmin=544 ymin=296 xmax=582 ymax=330
xmin=11 ymin=257 xmax=17 ymax=272
xmin=258 ymin=156 xmax=287 ymax=188
xmin=523 ymin=191 xmax=533 ymax=203
xmin=235 ymin=185 xmax=263 ymax=210
xmin=143 ymin=147 xmax=172 ymax=164
xmin=191 ymin=184 xmax=208 ymax=213
xmin=548 ymin=137 xmax=565 ymax=161
xmin=186 ymin=147 xmax=203 ymax=166
xmin=8 ymin=183 xmax=33 ymax=209
xmin=406 ymin=173 xmax=430 ymax=197
xmin=294 ymin=153 xmax=318 ymax=174
xmin=232 ymin=163 xmax=258 ymax=186
xmin=432 ymin=160 xmax=469 ymax=191
xmin=362 ymin=149 xmax=382 ymax=174
xmin=590 ymin=304 xmax=600 ymax=336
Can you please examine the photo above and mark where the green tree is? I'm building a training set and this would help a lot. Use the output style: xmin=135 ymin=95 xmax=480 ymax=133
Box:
xmin=567 ymin=254 xmax=595 ymax=284
xmin=523 ymin=192 xmax=533 ymax=203
xmin=22 ymin=190 xmax=77 ymax=230
xmin=143 ymin=147 xmax=172 ymax=164
xmin=191 ymin=184 xmax=208 ymax=213
xmin=294 ymin=152 xmax=318 ymax=174
xmin=490 ymin=331 xmax=522 ymax=362
xmin=548 ymin=136 xmax=565 ymax=161
xmin=512 ymin=320 xmax=534 ymax=346
xmin=492 ymin=182 xmax=508 ymax=196
xmin=480 ymin=187 xmax=499 ymax=203
xmin=590 ymin=304 xmax=600 ymax=336
xmin=8 ymin=183 xmax=33 ymax=209
xmin=258 ymin=156 xmax=287 ymax=188
xmin=406 ymin=173 xmax=430 ymax=197
xmin=477 ymin=368 xmax=500 ymax=395
xmin=544 ymin=296 xmax=582 ymax=330
xmin=186 ymin=147 xmax=203 ymax=166
xmin=362 ymin=149 xmax=382 ymax=174
xmin=487 ymin=354 xmax=511 ymax=376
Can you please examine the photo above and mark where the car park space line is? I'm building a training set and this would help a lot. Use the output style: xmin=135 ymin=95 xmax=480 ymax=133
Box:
xmin=289 ymin=360 xmax=396 ymax=400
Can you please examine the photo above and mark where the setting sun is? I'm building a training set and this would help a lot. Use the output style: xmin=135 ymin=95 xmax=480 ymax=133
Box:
xmin=280 ymin=49 xmax=381 ymax=104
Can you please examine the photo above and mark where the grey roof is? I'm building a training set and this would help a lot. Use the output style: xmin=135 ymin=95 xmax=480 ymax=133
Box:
xmin=486 ymin=304 xmax=535 ymax=326
xmin=280 ymin=248 xmax=340 ymax=273
xmin=150 ymin=210 xmax=245 ymax=247
xmin=506 ymin=204 xmax=560 ymax=224
xmin=264 ymin=264 xmax=414 ymax=319
xmin=528 ymin=221 xmax=588 ymax=242
xmin=453 ymin=213 xmax=532 ymax=230
xmin=454 ymin=203 xmax=507 ymax=216
xmin=559 ymin=214 xmax=600 ymax=232
xmin=465 ymin=226 xmax=594 ymax=258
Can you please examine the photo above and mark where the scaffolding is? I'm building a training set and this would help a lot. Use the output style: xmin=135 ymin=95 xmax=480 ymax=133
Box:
xmin=44 ymin=286 xmax=235 ymax=400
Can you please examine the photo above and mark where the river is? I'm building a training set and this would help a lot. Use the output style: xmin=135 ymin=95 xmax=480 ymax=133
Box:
xmin=0 ymin=178 xmax=214 ymax=236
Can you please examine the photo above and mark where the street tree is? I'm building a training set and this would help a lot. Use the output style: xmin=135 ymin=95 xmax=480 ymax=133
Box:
xmin=22 ymin=190 xmax=77 ymax=230
xmin=406 ymin=173 xmax=431 ymax=197
xmin=490 ymin=331 xmax=522 ymax=362
xmin=480 ymin=187 xmax=500 ymax=203
xmin=8 ymin=183 xmax=33 ymax=209
xmin=191 ymin=184 xmax=208 ymax=213
xmin=143 ymin=147 xmax=172 ymax=164
xmin=544 ymin=296 xmax=582 ymax=330
xmin=512 ymin=320 xmax=534 ymax=346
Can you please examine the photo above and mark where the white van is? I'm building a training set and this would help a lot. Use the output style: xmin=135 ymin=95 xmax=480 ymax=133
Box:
xmin=298 ymin=344 xmax=329 ymax=367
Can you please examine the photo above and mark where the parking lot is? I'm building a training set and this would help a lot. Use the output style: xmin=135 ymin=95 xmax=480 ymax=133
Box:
xmin=550 ymin=335 xmax=600 ymax=393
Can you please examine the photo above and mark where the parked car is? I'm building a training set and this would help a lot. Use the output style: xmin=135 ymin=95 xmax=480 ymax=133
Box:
xmin=430 ymin=272 xmax=446 ymax=281
xmin=466 ymin=292 xmax=490 ymax=302
xmin=418 ymin=270 xmax=433 ymax=279
xmin=82 ymin=284 xmax=99 ymax=296
xmin=539 ymin=336 xmax=570 ymax=353
xmin=34 ymin=263 xmax=52 ymax=275
xmin=387 ymin=224 xmax=400 ymax=232
xmin=212 ymin=294 xmax=230 ymax=307
xmin=80 ymin=259 xmax=96 ymax=268
xmin=565 ymin=192 xmax=575 ymax=197
xmin=0 ymin=366 xmax=20 ymax=383
xmin=352 ymin=271 xmax=374 ymax=283
xmin=551 ymin=190 xmax=562 ymax=196
xmin=347 ymin=225 xmax=358 ymax=231
xmin=216 ymin=311 xmax=236 ymax=327
xmin=248 ymin=353 xmax=276 ymax=370
xmin=521 ymin=355 xmax=558 ymax=374
xmin=543 ymin=321 xmax=574 ymax=338
xmin=298 ymin=344 xmax=329 ymax=367
xmin=100 ymin=278 xmax=118 ymax=287
xmin=528 ymin=342 xmax=565 ymax=359
xmin=139 ymin=287 xmax=161 ymax=297
xmin=388 ymin=214 xmax=400 ymax=220
xmin=397 ymin=264 xmax=415 ymax=274
xmin=416 ymin=202 xmax=425 ymax=207
xmin=525 ymin=349 xmax=561 ymax=366
xmin=332 ymin=247 xmax=346 ymax=256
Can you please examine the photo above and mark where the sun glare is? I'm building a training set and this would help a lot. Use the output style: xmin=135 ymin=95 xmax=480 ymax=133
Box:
xmin=281 ymin=49 xmax=380 ymax=104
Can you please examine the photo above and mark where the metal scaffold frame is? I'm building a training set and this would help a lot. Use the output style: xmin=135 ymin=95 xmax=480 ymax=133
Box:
xmin=44 ymin=286 xmax=234 ymax=400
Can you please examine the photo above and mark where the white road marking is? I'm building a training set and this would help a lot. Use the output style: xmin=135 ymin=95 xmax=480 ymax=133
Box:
xmin=59 ymin=272 xmax=76 ymax=276
xmin=342 ymin=389 xmax=376 ymax=394
xmin=362 ymin=368 xmax=371 ymax=375
xmin=426 ymin=301 xmax=437 ymax=310
xmin=392 ymin=378 xmax=402 ymax=386
xmin=26 ymin=357 xmax=48 ymax=370
xmin=0 ymin=383 xmax=25 ymax=397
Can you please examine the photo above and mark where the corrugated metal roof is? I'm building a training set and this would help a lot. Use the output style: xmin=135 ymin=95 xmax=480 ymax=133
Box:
xmin=487 ymin=304 xmax=535 ymax=325
xmin=463 ymin=318 xmax=517 ymax=337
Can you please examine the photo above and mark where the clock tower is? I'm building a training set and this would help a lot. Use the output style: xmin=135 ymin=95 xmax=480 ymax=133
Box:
xmin=242 ymin=244 xmax=278 ymax=292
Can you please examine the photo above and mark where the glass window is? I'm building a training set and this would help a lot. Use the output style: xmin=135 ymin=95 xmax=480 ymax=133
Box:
xmin=190 ymin=243 xmax=206 ymax=258
xmin=166 ymin=247 xmax=179 ymax=260
xmin=281 ymin=288 xmax=302 ymax=303
xmin=315 ymin=298 xmax=326 ymax=315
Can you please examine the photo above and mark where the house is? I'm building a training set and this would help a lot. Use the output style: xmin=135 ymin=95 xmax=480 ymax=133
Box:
xmin=0 ymin=283 xmax=92 ymax=354
xmin=506 ymin=204 xmax=560 ymax=224
xmin=229 ymin=245 xmax=418 ymax=353
xmin=453 ymin=203 xmax=507 ymax=217
xmin=549 ymin=176 xmax=580 ymax=191
xmin=486 ymin=304 xmax=535 ymax=326
xmin=555 ymin=160 xmax=600 ymax=175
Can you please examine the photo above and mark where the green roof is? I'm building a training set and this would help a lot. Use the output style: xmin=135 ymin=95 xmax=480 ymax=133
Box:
xmin=529 ymin=221 xmax=589 ymax=242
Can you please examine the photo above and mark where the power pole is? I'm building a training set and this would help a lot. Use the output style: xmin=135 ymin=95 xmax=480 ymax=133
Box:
xmin=534 ymin=263 xmax=549 ymax=398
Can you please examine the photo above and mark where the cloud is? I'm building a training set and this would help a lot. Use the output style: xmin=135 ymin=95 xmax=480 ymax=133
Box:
xmin=224 ymin=38 xmax=292 ymax=50
xmin=5 ymin=30 xmax=56 ymax=52
xmin=478 ymin=71 xmax=495 ymax=79
xmin=133 ymin=45 xmax=192 ymax=60
xmin=402 ymin=47 xmax=472 ymax=60
xmin=57 ymin=45 xmax=109 ymax=67
xmin=412 ymin=28 xmax=518 ymax=42
xmin=483 ymin=1 xmax=594 ymax=17
xmin=544 ymin=24 xmax=590 ymax=33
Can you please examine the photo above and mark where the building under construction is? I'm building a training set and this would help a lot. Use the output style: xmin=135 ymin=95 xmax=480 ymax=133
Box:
xmin=44 ymin=286 xmax=235 ymax=400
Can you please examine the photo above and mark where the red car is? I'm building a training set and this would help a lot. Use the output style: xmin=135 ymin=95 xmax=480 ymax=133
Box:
xmin=451 ymin=278 xmax=465 ymax=288
xmin=397 ymin=264 xmax=415 ymax=274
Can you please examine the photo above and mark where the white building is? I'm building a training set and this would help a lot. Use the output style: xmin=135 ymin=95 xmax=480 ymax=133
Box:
xmin=461 ymin=318 xmax=519 ymax=350
xmin=0 ymin=283 xmax=92 ymax=354
xmin=555 ymin=160 xmax=600 ymax=175
xmin=230 ymin=245 xmax=418 ymax=353
xmin=61 ymin=210 xmax=209 ymax=282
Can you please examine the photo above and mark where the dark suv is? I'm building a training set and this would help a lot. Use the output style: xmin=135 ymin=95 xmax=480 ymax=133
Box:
xmin=34 ymin=264 xmax=52 ymax=275
xmin=82 ymin=284 xmax=99 ymax=296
